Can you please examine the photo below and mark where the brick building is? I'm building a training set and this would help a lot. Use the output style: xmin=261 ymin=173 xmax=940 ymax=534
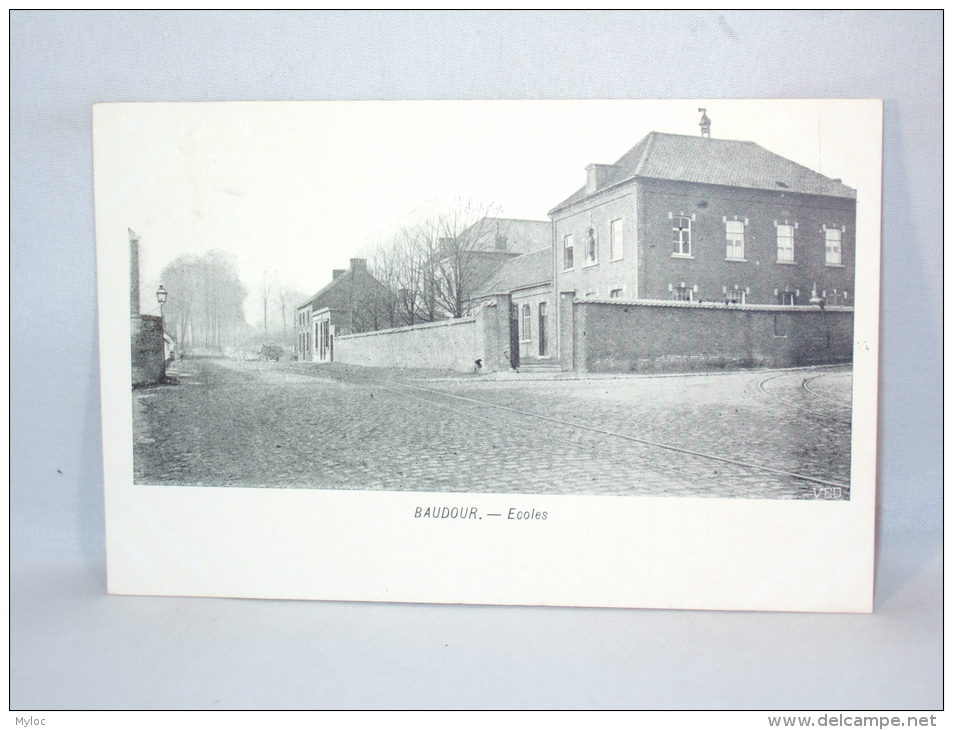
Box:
xmin=440 ymin=217 xmax=550 ymax=315
xmin=309 ymin=126 xmax=857 ymax=374
xmin=296 ymin=258 xmax=391 ymax=362
xmin=468 ymin=246 xmax=554 ymax=370
xmin=478 ymin=129 xmax=856 ymax=372
xmin=549 ymin=131 xmax=855 ymax=307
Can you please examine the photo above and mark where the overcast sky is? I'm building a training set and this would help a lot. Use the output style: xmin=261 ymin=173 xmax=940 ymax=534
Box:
xmin=93 ymin=99 xmax=879 ymax=321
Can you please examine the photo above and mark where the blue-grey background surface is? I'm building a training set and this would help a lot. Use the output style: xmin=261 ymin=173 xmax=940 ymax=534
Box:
xmin=11 ymin=10 xmax=941 ymax=709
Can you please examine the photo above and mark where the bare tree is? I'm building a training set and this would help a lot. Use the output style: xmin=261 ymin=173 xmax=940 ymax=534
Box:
xmin=363 ymin=199 xmax=499 ymax=328
xmin=259 ymin=272 xmax=273 ymax=337
xmin=369 ymin=240 xmax=401 ymax=328
xmin=275 ymin=283 xmax=307 ymax=343
xmin=394 ymin=226 xmax=433 ymax=326
xmin=160 ymin=250 xmax=248 ymax=352
xmin=425 ymin=200 xmax=500 ymax=318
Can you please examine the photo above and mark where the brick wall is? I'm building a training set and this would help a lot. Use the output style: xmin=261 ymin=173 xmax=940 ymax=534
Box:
xmin=334 ymin=297 xmax=513 ymax=373
xmin=131 ymin=314 xmax=165 ymax=386
xmin=335 ymin=313 xmax=481 ymax=373
xmin=573 ymin=299 xmax=853 ymax=373
xmin=637 ymin=179 xmax=856 ymax=306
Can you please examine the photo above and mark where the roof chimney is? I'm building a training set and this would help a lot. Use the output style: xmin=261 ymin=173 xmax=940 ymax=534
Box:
xmin=332 ymin=269 xmax=346 ymax=280
xmin=586 ymin=164 xmax=618 ymax=194
xmin=698 ymin=108 xmax=711 ymax=138
xmin=349 ymin=258 xmax=366 ymax=272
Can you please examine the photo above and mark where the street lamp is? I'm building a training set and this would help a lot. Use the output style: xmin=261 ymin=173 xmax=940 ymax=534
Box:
xmin=156 ymin=285 xmax=168 ymax=327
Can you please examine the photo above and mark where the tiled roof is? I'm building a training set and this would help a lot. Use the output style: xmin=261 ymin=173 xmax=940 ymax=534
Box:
xmin=298 ymin=266 xmax=385 ymax=311
xmin=551 ymin=132 xmax=856 ymax=212
xmin=299 ymin=272 xmax=350 ymax=310
xmin=470 ymin=247 xmax=552 ymax=298
xmin=461 ymin=217 xmax=551 ymax=255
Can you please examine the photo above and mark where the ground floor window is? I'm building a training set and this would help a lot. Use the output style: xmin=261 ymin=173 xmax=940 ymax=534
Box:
xmin=520 ymin=303 xmax=531 ymax=342
xmin=778 ymin=291 xmax=796 ymax=306
xmin=609 ymin=288 xmax=624 ymax=299
xmin=725 ymin=289 xmax=746 ymax=305
xmin=673 ymin=286 xmax=693 ymax=302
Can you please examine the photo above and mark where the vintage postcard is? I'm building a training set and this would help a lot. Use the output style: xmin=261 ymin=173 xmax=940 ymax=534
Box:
xmin=95 ymin=100 xmax=880 ymax=611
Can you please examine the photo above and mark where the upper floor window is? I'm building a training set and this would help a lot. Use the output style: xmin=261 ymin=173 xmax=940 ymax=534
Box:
xmin=585 ymin=227 xmax=598 ymax=266
xmin=825 ymin=227 xmax=843 ymax=265
xmin=673 ymin=286 xmax=693 ymax=302
xmin=609 ymin=288 xmax=623 ymax=299
xmin=778 ymin=291 xmax=796 ymax=306
xmin=520 ymin=303 xmax=531 ymax=341
xmin=726 ymin=220 xmax=745 ymax=260
xmin=563 ymin=234 xmax=574 ymax=270
xmin=777 ymin=224 xmax=795 ymax=262
xmin=610 ymin=218 xmax=624 ymax=261
xmin=673 ymin=216 xmax=692 ymax=256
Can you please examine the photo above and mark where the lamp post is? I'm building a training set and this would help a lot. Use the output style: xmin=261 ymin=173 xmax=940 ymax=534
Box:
xmin=156 ymin=285 xmax=168 ymax=331
xmin=156 ymin=284 xmax=170 ymax=369
xmin=156 ymin=284 xmax=169 ymax=346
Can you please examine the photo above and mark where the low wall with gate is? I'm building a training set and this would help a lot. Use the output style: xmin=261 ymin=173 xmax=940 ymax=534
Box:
xmin=568 ymin=298 xmax=854 ymax=374
xmin=334 ymin=297 xmax=512 ymax=373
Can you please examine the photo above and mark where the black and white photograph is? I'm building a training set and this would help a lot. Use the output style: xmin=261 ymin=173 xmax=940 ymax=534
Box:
xmin=17 ymin=10 xmax=940 ymax=714
xmin=93 ymin=98 xmax=881 ymax=612
xmin=114 ymin=100 xmax=864 ymax=501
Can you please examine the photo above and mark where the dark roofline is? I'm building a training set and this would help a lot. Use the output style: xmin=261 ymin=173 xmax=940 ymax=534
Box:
xmin=489 ymin=216 xmax=550 ymax=224
xmin=548 ymin=176 xmax=638 ymax=216
xmin=480 ymin=278 xmax=552 ymax=296
xmin=468 ymin=246 xmax=552 ymax=299
xmin=549 ymin=173 xmax=857 ymax=217
xmin=298 ymin=273 xmax=348 ymax=310
xmin=548 ymin=131 xmax=856 ymax=215
xmin=297 ymin=264 xmax=386 ymax=310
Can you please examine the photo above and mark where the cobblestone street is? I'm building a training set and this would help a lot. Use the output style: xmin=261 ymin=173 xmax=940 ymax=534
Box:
xmin=133 ymin=359 xmax=852 ymax=499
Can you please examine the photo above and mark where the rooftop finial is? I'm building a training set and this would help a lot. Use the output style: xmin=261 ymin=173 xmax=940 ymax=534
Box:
xmin=698 ymin=108 xmax=711 ymax=138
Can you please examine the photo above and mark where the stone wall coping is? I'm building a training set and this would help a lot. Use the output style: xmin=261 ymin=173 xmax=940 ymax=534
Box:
xmin=336 ymin=315 xmax=478 ymax=340
xmin=577 ymin=298 xmax=854 ymax=314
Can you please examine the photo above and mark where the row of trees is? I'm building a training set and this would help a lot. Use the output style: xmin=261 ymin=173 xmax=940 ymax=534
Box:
xmin=258 ymin=273 xmax=307 ymax=344
xmin=367 ymin=201 xmax=500 ymax=328
xmin=154 ymin=200 xmax=499 ymax=353
xmin=159 ymin=252 xmax=309 ymax=353
xmin=158 ymin=250 xmax=250 ymax=352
